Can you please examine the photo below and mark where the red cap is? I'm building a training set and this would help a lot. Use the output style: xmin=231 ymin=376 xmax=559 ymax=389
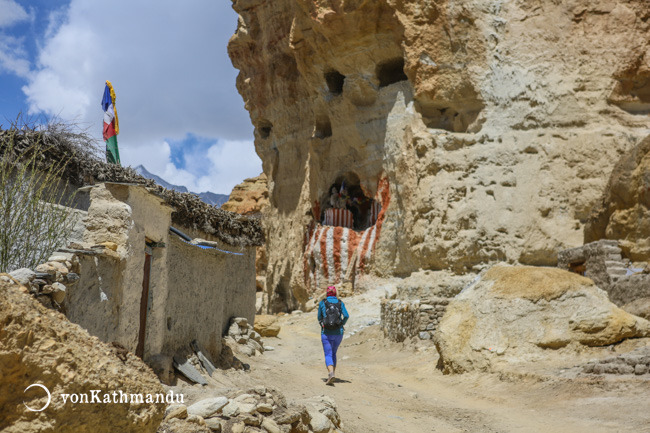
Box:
xmin=326 ymin=286 xmax=337 ymax=297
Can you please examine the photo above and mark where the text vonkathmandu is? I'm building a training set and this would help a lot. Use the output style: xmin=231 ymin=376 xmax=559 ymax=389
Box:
xmin=60 ymin=390 xmax=183 ymax=405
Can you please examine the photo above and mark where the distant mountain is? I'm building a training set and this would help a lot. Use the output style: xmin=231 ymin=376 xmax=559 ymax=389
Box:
xmin=134 ymin=165 xmax=189 ymax=193
xmin=134 ymin=165 xmax=229 ymax=208
xmin=197 ymin=191 xmax=230 ymax=207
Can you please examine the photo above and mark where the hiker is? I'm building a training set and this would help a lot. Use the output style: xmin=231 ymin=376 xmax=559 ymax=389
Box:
xmin=318 ymin=286 xmax=349 ymax=385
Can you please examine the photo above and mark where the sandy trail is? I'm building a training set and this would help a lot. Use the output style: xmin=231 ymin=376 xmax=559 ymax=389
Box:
xmin=190 ymin=289 xmax=650 ymax=433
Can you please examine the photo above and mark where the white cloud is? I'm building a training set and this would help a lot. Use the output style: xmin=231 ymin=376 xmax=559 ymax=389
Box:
xmin=18 ymin=0 xmax=259 ymax=195
xmin=200 ymin=139 xmax=261 ymax=194
xmin=0 ymin=0 xmax=29 ymax=28
xmin=120 ymin=138 xmax=261 ymax=195
xmin=0 ymin=34 xmax=30 ymax=77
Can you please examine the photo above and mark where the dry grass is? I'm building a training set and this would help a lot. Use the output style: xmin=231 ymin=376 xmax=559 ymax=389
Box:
xmin=0 ymin=126 xmax=263 ymax=247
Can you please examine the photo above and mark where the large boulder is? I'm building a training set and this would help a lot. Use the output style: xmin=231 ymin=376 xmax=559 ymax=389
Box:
xmin=434 ymin=265 xmax=650 ymax=374
xmin=0 ymin=276 xmax=165 ymax=432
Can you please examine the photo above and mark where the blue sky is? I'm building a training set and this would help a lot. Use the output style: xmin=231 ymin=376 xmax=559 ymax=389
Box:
xmin=0 ymin=0 xmax=260 ymax=195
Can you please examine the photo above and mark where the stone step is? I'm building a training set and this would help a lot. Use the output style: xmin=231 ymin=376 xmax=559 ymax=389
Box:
xmin=607 ymin=254 xmax=623 ymax=261
xmin=605 ymin=260 xmax=625 ymax=267
xmin=601 ymin=246 xmax=622 ymax=254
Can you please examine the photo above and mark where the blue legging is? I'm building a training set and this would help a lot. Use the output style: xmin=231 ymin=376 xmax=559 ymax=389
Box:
xmin=321 ymin=334 xmax=343 ymax=367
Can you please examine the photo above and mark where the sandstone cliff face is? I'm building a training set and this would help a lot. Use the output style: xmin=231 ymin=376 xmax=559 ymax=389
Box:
xmin=221 ymin=174 xmax=270 ymax=216
xmin=229 ymin=0 xmax=650 ymax=311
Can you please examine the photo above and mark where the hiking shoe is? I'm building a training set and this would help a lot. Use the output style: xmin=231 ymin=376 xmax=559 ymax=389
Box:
xmin=326 ymin=372 xmax=335 ymax=385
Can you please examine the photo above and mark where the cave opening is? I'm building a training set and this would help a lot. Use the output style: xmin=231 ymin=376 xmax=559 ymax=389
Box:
xmin=313 ymin=113 xmax=332 ymax=138
xmin=257 ymin=119 xmax=273 ymax=139
xmin=377 ymin=58 xmax=408 ymax=88
xmin=417 ymin=105 xmax=482 ymax=132
xmin=320 ymin=172 xmax=381 ymax=231
xmin=325 ymin=70 xmax=345 ymax=95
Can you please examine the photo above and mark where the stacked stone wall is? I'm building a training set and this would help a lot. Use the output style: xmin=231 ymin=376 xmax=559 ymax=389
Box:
xmin=380 ymin=300 xmax=420 ymax=343
xmin=558 ymin=239 xmax=650 ymax=306
xmin=416 ymin=297 xmax=451 ymax=341
xmin=380 ymin=296 xmax=452 ymax=342
xmin=582 ymin=346 xmax=650 ymax=376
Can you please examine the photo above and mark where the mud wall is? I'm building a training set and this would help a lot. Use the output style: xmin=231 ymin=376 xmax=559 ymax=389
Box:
xmin=65 ymin=183 xmax=256 ymax=362
xmin=164 ymin=236 xmax=255 ymax=361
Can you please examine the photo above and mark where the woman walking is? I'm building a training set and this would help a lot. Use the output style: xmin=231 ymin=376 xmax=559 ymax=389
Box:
xmin=318 ymin=286 xmax=349 ymax=385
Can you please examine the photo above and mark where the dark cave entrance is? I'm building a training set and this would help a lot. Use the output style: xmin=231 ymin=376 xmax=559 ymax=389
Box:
xmin=320 ymin=172 xmax=381 ymax=231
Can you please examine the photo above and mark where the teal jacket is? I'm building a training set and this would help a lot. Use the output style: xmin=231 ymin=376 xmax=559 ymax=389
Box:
xmin=318 ymin=296 xmax=349 ymax=335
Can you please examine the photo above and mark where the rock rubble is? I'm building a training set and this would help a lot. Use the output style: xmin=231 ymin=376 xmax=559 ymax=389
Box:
xmin=158 ymin=387 xmax=343 ymax=433
xmin=225 ymin=317 xmax=266 ymax=357
xmin=581 ymin=346 xmax=650 ymax=376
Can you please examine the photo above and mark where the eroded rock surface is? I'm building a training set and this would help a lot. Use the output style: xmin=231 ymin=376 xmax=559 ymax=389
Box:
xmin=0 ymin=277 xmax=165 ymax=432
xmin=434 ymin=265 xmax=650 ymax=374
xmin=585 ymin=135 xmax=650 ymax=262
xmin=221 ymin=174 xmax=269 ymax=217
xmin=229 ymin=0 xmax=650 ymax=310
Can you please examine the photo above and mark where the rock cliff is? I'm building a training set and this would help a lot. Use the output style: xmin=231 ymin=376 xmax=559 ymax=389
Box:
xmin=228 ymin=0 xmax=650 ymax=311
xmin=221 ymin=174 xmax=270 ymax=216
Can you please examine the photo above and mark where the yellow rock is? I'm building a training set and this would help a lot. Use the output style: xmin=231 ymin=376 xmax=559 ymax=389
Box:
xmin=253 ymin=315 xmax=281 ymax=337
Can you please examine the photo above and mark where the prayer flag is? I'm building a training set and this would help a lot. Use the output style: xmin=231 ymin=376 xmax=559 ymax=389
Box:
xmin=101 ymin=81 xmax=121 ymax=165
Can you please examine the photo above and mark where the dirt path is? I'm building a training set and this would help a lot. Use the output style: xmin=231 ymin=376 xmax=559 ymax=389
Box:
xmin=193 ymin=289 xmax=650 ymax=433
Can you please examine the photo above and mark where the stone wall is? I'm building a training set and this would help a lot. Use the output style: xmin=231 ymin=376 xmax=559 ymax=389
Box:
xmin=557 ymin=240 xmax=629 ymax=292
xmin=582 ymin=346 xmax=650 ymax=376
xmin=381 ymin=296 xmax=452 ymax=342
xmin=380 ymin=300 xmax=420 ymax=342
xmin=416 ymin=297 xmax=451 ymax=341
xmin=557 ymin=239 xmax=650 ymax=306
xmin=585 ymin=135 xmax=650 ymax=262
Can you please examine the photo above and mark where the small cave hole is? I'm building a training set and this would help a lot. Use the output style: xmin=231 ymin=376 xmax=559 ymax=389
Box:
xmin=377 ymin=58 xmax=408 ymax=88
xmin=319 ymin=172 xmax=381 ymax=231
xmin=314 ymin=114 xmax=332 ymax=138
xmin=325 ymin=70 xmax=345 ymax=95
xmin=256 ymin=119 xmax=273 ymax=139
xmin=416 ymin=102 xmax=482 ymax=133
